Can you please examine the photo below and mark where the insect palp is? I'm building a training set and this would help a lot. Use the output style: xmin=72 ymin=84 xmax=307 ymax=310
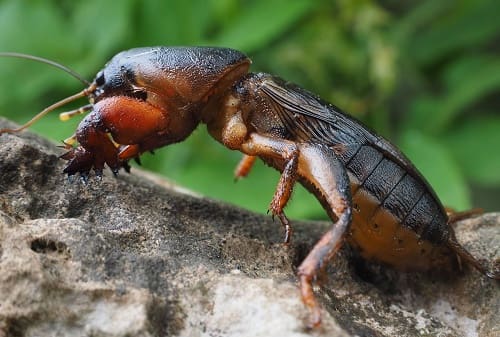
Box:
xmin=59 ymin=104 xmax=93 ymax=121
xmin=0 ymin=87 xmax=94 ymax=134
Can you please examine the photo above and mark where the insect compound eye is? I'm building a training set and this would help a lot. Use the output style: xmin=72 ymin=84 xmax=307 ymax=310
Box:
xmin=95 ymin=71 xmax=105 ymax=86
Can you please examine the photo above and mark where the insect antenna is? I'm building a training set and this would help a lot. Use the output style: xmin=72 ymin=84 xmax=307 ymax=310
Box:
xmin=0 ymin=52 xmax=95 ymax=134
xmin=0 ymin=52 xmax=90 ymax=86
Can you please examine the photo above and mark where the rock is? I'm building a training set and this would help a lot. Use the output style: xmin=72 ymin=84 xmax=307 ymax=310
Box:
xmin=0 ymin=117 xmax=498 ymax=337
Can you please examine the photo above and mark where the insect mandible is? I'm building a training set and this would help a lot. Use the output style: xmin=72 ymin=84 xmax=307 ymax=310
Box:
xmin=1 ymin=47 xmax=499 ymax=327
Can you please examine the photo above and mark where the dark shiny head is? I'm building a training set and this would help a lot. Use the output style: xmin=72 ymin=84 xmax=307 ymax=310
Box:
xmin=91 ymin=46 xmax=251 ymax=108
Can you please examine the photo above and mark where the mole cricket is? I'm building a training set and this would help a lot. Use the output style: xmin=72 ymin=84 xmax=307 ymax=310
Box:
xmin=1 ymin=47 xmax=498 ymax=327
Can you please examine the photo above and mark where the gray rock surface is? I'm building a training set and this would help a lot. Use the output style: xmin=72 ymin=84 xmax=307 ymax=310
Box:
xmin=0 ymin=117 xmax=499 ymax=337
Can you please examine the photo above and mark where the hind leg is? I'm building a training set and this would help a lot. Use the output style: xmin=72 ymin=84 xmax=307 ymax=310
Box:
xmin=294 ymin=144 xmax=352 ymax=327
xmin=446 ymin=208 xmax=483 ymax=225
xmin=298 ymin=210 xmax=351 ymax=327
xmin=447 ymin=231 xmax=499 ymax=280
xmin=445 ymin=208 xmax=499 ymax=279
xmin=238 ymin=136 xmax=353 ymax=327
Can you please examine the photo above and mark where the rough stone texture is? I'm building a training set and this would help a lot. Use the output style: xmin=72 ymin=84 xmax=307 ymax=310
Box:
xmin=0 ymin=117 xmax=498 ymax=337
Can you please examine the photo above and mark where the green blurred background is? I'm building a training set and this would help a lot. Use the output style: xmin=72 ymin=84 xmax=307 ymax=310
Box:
xmin=0 ymin=0 xmax=499 ymax=219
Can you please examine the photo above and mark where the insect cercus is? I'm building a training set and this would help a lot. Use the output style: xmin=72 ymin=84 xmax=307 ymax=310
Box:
xmin=0 ymin=47 xmax=498 ymax=327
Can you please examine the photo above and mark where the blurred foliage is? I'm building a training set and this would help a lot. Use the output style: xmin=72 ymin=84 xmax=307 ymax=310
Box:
xmin=0 ymin=0 xmax=499 ymax=219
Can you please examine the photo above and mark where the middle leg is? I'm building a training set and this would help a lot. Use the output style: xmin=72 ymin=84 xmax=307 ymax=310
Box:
xmin=240 ymin=133 xmax=300 ymax=243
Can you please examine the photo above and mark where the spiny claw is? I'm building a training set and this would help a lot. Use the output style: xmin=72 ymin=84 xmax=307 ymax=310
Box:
xmin=60 ymin=144 xmax=132 ymax=179
xmin=123 ymin=161 xmax=131 ymax=173
xmin=267 ymin=207 xmax=293 ymax=243
xmin=62 ymin=148 xmax=93 ymax=176
xmin=95 ymin=169 xmax=103 ymax=181
xmin=79 ymin=172 xmax=90 ymax=184
xmin=60 ymin=149 xmax=75 ymax=161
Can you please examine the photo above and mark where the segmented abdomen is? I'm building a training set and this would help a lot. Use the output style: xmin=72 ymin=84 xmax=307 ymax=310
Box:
xmin=337 ymin=144 xmax=453 ymax=270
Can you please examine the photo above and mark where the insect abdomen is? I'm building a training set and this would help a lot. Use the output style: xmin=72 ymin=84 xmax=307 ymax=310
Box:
xmin=340 ymin=144 xmax=453 ymax=270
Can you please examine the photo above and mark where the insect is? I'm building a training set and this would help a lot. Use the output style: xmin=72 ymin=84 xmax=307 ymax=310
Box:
xmin=1 ymin=47 xmax=499 ymax=327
